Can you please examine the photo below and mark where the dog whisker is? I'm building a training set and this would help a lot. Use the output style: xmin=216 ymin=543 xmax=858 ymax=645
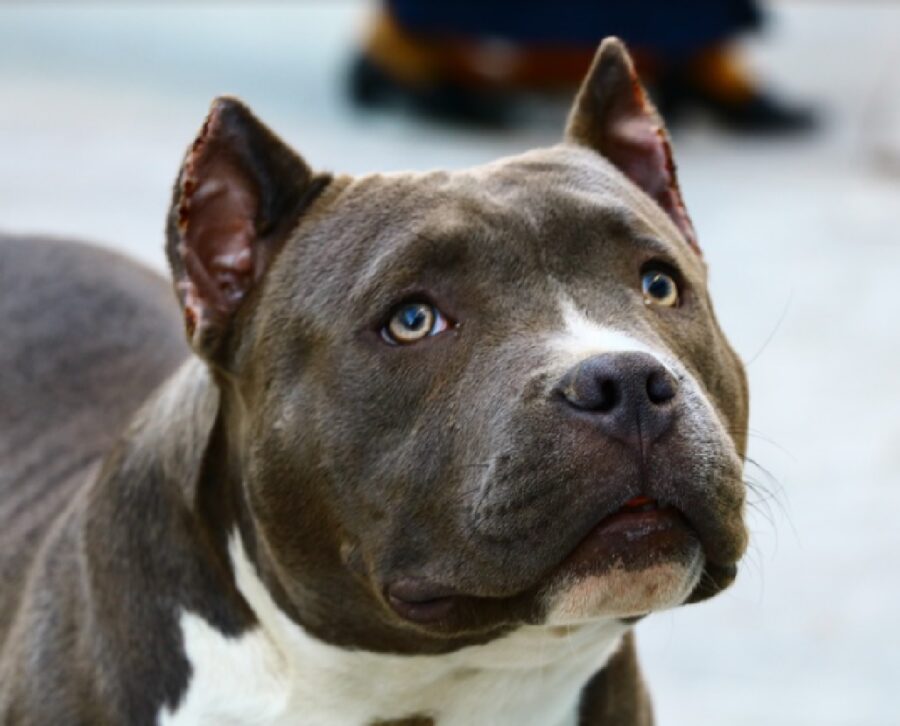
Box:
xmin=729 ymin=427 xmax=797 ymax=461
xmin=743 ymin=289 xmax=794 ymax=367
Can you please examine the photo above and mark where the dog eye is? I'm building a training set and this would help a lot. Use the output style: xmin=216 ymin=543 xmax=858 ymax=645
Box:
xmin=382 ymin=302 xmax=449 ymax=345
xmin=642 ymin=269 xmax=680 ymax=307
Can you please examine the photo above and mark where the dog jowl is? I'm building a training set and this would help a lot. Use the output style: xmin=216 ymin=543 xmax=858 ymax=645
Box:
xmin=0 ymin=38 xmax=748 ymax=726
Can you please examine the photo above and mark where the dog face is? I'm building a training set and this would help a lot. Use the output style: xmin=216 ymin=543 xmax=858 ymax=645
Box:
xmin=167 ymin=39 xmax=748 ymax=652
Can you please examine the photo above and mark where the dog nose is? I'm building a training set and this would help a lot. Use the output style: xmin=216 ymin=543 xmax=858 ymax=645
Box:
xmin=556 ymin=352 xmax=678 ymax=447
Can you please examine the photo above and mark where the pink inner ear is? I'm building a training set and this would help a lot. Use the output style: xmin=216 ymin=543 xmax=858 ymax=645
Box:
xmin=608 ymin=111 xmax=699 ymax=253
xmin=177 ymin=122 xmax=260 ymax=328
xmin=568 ymin=40 xmax=701 ymax=255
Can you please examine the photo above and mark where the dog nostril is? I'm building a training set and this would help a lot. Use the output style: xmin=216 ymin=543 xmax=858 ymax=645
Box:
xmin=646 ymin=370 xmax=676 ymax=405
xmin=595 ymin=378 xmax=620 ymax=413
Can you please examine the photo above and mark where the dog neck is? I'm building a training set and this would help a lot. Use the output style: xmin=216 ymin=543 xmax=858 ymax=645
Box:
xmin=162 ymin=530 xmax=627 ymax=726
xmin=125 ymin=357 xmax=221 ymax=502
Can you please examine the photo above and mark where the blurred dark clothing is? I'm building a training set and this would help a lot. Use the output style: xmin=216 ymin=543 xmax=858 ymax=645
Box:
xmin=351 ymin=0 xmax=815 ymax=133
xmin=386 ymin=0 xmax=762 ymax=58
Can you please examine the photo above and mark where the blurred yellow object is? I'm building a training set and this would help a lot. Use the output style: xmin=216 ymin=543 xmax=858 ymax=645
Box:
xmin=362 ymin=8 xmax=597 ymax=90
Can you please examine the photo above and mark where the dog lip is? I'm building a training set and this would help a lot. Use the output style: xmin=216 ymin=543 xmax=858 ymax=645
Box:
xmin=556 ymin=503 xmax=696 ymax=575
xmin=593 ymin=506 xmax=681 ymax=539
xmin=617 ymin=495 xmax=659 ymax=513
xmin=385 ymin=579 xmax=461 ymax=624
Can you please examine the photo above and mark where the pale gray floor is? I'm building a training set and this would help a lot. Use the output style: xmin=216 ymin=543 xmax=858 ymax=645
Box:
xmin=2 ymin=3 xmax=899 ymax=724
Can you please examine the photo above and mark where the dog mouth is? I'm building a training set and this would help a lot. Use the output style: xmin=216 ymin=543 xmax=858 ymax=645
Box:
xmin=385 ymin=495 xmax=703 ymax=625
xmin=617 ymin=495 xmax=658 ymax=513
xmin=552 ymin=495 xmax=699 ymax=578
xmin=576 ymin=495 xmax=740 ymax=605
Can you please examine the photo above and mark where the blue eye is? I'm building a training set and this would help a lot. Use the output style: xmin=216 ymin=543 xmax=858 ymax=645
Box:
xmin=641 ymin=269 xmax=680 ymax=307
xmin=383 ymin=302 xmax=449 ymax=345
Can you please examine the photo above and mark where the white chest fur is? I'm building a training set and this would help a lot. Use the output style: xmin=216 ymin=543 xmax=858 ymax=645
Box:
xmin=159 ymin=536 xmax=626 ymax=726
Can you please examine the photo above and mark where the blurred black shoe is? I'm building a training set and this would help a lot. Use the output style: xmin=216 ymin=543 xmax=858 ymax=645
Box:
xmin=652 ymin=46 xmax=818 ymax=134
xmin=348 ymin=53 xmax=513 ymax=127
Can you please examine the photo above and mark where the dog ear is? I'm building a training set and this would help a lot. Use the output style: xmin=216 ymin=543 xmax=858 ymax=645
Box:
xmin=167 ymin=96 xmax=330 ymax=361
xmin=565 ymin=37 xmax=699 ymax=254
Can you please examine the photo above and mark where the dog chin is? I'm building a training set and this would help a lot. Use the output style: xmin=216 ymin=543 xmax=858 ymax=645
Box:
xmin=544 ymin=550 xmax=705 ymax=625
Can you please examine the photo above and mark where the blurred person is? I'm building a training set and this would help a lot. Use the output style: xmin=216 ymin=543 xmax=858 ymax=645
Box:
xmin=349 ymin=0 xmax=816 ymax=132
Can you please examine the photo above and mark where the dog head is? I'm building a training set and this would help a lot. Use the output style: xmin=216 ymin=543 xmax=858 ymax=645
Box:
xmin=166 ymin=38 xmax=748 ymax=653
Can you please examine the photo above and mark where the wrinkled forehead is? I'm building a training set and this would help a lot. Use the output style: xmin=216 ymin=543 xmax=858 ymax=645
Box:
xmin=459 ymin=144 xmax=683 ymax=239
xmin=379 ymin=145 xmax=682 ymax=232
xmin=291 ymin=145 xmax=701 ymax=312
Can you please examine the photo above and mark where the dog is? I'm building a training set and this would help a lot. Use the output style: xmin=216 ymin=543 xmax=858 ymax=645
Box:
xmin=0 ymin=38 xmax=748 ymax=725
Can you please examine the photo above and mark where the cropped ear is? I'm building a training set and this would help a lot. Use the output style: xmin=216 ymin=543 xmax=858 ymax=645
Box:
xmin=166 ymin=96 xmax=330 ymax=361
xmin=565 ymin=38 xmax=699 ymax=254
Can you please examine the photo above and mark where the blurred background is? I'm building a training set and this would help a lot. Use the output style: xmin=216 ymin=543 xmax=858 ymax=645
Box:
xmin=1 ymin=2 xmax=898 ymax=724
